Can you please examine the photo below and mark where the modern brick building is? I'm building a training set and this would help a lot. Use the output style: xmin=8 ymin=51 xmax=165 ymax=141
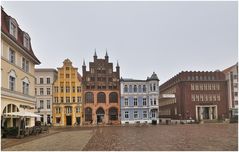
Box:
xmin=223 ymin=63 xmax=238 ymax=118
xmin=120 ymin=72 xmax=160 ymax=124
xmin=159 ymin=71 xmax=229 ymax=123
xmin=35 ymin=68 xmax=57 ymax=124
xmin=82 ymin=51 xmax=120 ymax=125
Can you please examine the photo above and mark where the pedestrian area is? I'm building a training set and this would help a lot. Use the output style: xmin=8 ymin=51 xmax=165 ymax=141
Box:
xmin=1 ymin=123 xmax=238 ymax=151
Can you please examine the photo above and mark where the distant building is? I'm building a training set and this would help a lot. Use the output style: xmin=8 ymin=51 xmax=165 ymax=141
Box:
xmin=120 ymin=72 xmax=160 ymax=124
xmin=35 ymin=68 xmax=57 ymax=124
xmin=52 ymin=59 xmax=83 ymax=126
xmin=82 ymin=51 xmax=120 ymax=125
xmin=159 ymin=71 xmax=229 ymax=123
xmin=223 ymin=63 xmax=238 ymax=118
xmin=1 ymin=8 xmax=41 ymax=128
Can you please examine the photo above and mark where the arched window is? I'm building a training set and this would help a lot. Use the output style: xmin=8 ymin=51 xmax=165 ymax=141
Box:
xmin=3 ymin=104 xmax=19 ymax=114
xmin=85 ymin=92 xmax=94 ymax=103
xmin=96 ymin=107 xmax=105 ymax=115
xmin=133 ymin=85 xmax=137 ymax=92
xmin=109 ymin=92 xmax=118 ymax=103
xmin=109 ymin=107 xmax=118 ymax=120
xmin=97 ymin=92 xmax=106 ymax=103
xmin=85 ymin=107 xmax=92 ymax=122
xmin=124 ymin=85 xmax=128 ymax=93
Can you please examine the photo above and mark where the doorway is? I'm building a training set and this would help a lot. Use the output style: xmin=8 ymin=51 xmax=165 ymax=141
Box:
xmin=202 ymin=107 xmax=210 ymax=119
xmin=66 ymin=116 xmax=72 ymax=126
xmin=96 ymin=107 xmax=105 ymax=124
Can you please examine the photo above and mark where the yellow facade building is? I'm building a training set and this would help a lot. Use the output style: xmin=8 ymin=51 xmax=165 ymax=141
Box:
xmin=52 ymin=59 xmax=83 ymax=126
xmin=1 ymin=8 xmax=41 ymax=128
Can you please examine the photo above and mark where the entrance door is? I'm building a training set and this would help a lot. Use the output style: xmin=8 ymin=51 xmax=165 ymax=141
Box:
xmin=202 ymin=107 xmax=210 ymax=119
xmin=97 ymin=115 xmax=104 ymax=123
xmin=76 ymin=117 xmax=81 ymax=125
xmin=66 ymin=116 xmax=72 ymax=126
xmin=96 ymin=107 xmax=105 ymax=124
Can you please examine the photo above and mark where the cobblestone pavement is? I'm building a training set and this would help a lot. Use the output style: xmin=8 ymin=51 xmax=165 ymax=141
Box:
xmin=2 ymin=130 xmax=94 ymax=151
xmin=83 ymin=123 xmax=238 ymax=151
xmin=2 ymin=123 xmax=238 ymax=151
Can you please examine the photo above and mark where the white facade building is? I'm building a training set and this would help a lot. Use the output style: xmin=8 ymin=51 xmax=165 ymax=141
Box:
xmin=35 ymin=69 xmax=57 ymax=124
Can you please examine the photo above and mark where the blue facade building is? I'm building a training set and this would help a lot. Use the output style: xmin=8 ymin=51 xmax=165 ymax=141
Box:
xmin=120 ymin=72 xmax=159 ymax=124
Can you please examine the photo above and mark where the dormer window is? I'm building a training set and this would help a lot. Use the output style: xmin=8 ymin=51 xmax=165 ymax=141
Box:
xmin=9 ymin=18 xmax=18 ymax=39
xmin=23 ymin=33 xmax=30 ymax=50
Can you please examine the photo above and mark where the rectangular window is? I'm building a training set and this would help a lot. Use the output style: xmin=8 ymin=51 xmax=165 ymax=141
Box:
xmin=9 ymin=49 xmax=15 ymax=64
xmin=124 ymin=98 xmax=128 ymax=106
xmin=213 ymin=95 xmax=217 ymax=101
xmin=40 ymin=78 xmax=44 ymax=84
xmin=204 ymin=84 xmax=207 ymax=90
xmin=195 ymin=84 xmax=199 ymax=90
xmin=154 ymin=98 xmax=157 ymax=105
xmin=54 ymin=97 xmax=58 ymax=103
xmin=72 ymin=87 xmax=75 ymax=93
xmin=61 ymin=87 xmax=64 ymax=92
xmin=191 ymin=94 xmax=195 ymax=101
xmin=10 ymin=22 xmax=17 ymax=37
xmin=234 ymin=92 xmax=238 ymax=97
xmin=23 ymin=34 xmax=30 ymax=49
xmin=125 ymin=111 xmax=129 ymax=119
xmin=77 ymin=87 xmax=81 ymax=92
xmin=61 ymin=97 xmax=64 ymax=103
xmin=40 ymin=88 xmax=44 ymax=95
xmin=143 ymin=85 xmax=146 ymax=92
xmin=72 ymin=97 xmax=75 ymax=102
xmin=196 ymin=95 xmax=199 ymax=101
xmin=47 ymin=88 xmax=51 ymax=95
xmin=143 ymin=111 xmax=147 ymax=118
xmin=200 ymin=94 xmax=203 ymax=101
xmin=22 ymin=57 xmax=29 ymax=72
xmin=191 ymin=84 xmax=194 ymax=90
xmin=35 ymin=88 xmax=37 ymax=95
xmin=54 ymin=87 xmax=58 ymax=93
xmin=46 ymin=78 xmax=50 ymax=84
xmin=77 ymin=97 xmax=81 ymax=103
xmin=134 ymin=98 xmax=138 ymax=106
xmin=56 ymin=107 xmax=61 ymax=114
xmin=209 ymin=95 xmax=212 ymax=101
xmin=143 ymin=98 xmax=147 ymax=106
xmin=76 ymin=107 xmax=80 ymax=113
xmin=66 ymin=97 xmax=70 ymax=103
xmin=200 ymin=84 xmax=203 ymax=90
xmin=66 ymin=86 xmax=70 ymax=93
xmin=40 ymin=100 xmax=44 ymax=109
xmin=22 ymin=82 xmax=29 ymax=95
xmin=134 ymin=111 xmax=138 ymax=119
xmin=151 ymin=110 xmax=156 ymax=118
xmin=66 ymin=74 xmax=70 ymax=78
xmin=65 ymin=107 xmax=72 ymax=114
xmin=9 ymin=76 xmax=15 ymax=91
xmin=47 ymin=100 xmax=50 ymax=109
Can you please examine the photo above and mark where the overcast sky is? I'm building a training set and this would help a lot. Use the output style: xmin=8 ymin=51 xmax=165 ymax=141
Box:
xmin=2 ymin=1 xmax=238 ymax=84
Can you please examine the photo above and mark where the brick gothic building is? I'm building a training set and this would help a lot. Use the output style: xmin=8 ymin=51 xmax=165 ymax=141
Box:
xmin=82 ymin=51 xmax=120 ymax=125
xmin=159 ymin=71 xmax=228 ymax=123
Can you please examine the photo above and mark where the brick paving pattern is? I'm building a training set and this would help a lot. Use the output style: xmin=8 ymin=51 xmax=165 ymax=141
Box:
xmin=83 ymin=123 xmax=238 ymax=151
xmin=1 ymin=123 xmax=238 ymax=151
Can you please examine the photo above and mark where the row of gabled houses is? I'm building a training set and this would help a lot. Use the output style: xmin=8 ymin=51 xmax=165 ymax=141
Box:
xmin=1 ymin=7 xmax=238 ymax=128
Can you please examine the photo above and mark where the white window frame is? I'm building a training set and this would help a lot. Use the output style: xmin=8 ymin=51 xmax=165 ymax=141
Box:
xmin=124 ymin=98 xmax=128 ymax=106
xmin=47 ymin=100 xmax=51 ymax=109
xmin=9 ymin=18 xmax=18 ymax=39
xmin=9 ymin=48 xmax=15 ymax=64
xmin=133 ymin=98 xmax=138 ymax=106
xmin=143 ymin=111 xmax=147 ymax=119
xmin=22 ymin=77 xmax=29 ymax=95
xmin=23 ymin=33 xmax=30 ymax=50
xmin=124 ymin=111 xmax=129 ymax=119
xmin=143 ymin=98 xmax=147 ymax=106
xmin=8 ymin=70 xmax=17 ymax=91
xmin=134 ymin=111 xmax=138 ymax=119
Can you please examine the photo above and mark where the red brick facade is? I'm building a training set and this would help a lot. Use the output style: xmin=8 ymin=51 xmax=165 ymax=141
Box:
xmin=159 ymin=71 xmax=229 ymax=121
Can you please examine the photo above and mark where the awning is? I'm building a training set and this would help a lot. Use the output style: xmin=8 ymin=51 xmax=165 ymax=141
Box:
xmin=3 ymin=111 xmax=42 ymax=118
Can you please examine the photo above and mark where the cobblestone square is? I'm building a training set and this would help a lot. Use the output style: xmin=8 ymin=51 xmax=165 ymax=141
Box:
xmin=2 ymin=123 xmax=238 ymax=151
